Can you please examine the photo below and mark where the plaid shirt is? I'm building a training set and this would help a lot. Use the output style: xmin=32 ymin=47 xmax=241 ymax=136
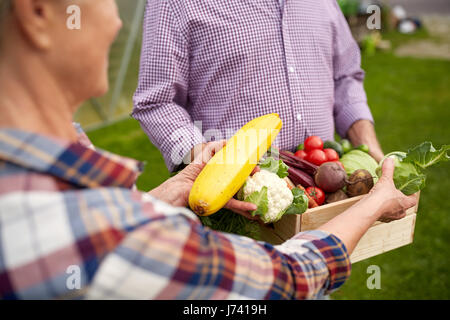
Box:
xmin=0 ymin=128 xmax=351 ymax=300
xmin=133 ymin=0 xmax=374 ymax=171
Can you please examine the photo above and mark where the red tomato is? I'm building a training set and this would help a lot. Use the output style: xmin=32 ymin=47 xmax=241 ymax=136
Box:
xmin=304 ymin=136 xmax=324 ymax=152
xmin=294 ymin=150 xmax=308 ymax=160
xmin=306 ymin=187 xmax=325 ymax=206
xmin=324 ymin=148 xmax=339 ymax=162
xmin=305 ymin=149 xmax=327 ymax=166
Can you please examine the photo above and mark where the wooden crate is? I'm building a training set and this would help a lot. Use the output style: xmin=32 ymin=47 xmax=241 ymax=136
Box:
xmin=260 ymin=194 xmax=420 ymax=263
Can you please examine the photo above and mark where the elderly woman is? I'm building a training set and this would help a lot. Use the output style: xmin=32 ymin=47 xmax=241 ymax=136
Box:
xmin=0 ymin=0 xmax=417 ymax=300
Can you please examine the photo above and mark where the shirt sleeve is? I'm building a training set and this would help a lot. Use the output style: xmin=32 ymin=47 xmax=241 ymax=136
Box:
xmin=330 ymin=1 xmax=374 ymax=138
xmin=132 ymin=1 xmax=205 ymax=172
xmin=86 ymin=194 xmax=351 ymax=300
xmin=72 ymin=122 xmax=143 ymax=189
xmin=73 ymin=122 xmax=95 ymax=150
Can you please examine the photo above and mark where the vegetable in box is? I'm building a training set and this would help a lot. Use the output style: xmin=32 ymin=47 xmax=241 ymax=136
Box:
xmin=376 ymin=142 xmax=450 ymax=195
xmin=239 ymin=157 xmax=309 ymax=224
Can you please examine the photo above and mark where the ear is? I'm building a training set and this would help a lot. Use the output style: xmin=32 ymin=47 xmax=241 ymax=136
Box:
xmin=12 ymin=0 xmax=59 ymax=50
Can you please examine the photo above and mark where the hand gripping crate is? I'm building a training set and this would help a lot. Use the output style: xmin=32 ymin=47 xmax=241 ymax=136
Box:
xmin=260 ymin=194 xmax=419 ymax=263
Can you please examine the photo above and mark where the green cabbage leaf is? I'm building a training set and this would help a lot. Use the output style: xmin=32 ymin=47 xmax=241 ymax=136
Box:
xmin=284 ymin=187 xmax=309 ymax=215
xmin=340 ymin=150 xmax=379 ymax=182
xmin=376 ymin=142 xmax=449 ymax=195
xmin=259 ymin=157 xmax=289 ymax=178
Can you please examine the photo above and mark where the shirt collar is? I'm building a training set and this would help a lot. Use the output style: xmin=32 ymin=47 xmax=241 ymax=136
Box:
xmin=0 ymin=128 xmax=143 ymax=189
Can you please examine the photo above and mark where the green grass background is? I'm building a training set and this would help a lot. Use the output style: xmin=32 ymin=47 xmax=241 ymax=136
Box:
xmin=86 ymin=31 xmax=450 ymax=299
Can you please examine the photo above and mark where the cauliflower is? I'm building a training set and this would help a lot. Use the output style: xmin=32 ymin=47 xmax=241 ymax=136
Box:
xmin=243 ymin=170 xmax=293 ymax=223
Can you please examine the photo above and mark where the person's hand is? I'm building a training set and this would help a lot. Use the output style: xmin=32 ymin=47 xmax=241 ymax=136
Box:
xmin=369 ymin=149 xmax=385 ymax=164
xmin=224 ymin=166 xmax=261 ymax=220
xmin=368 ymin=157 xmax=418 ymax=223
xmin=182 ymin=143 xmax=207 ymax=165
xmin=347 ymin=120 xmax=385 ymax=162
xmin=149 ymin=140 xmax=260 ymax=220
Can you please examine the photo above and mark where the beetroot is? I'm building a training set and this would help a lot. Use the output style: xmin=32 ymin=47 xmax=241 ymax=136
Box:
xmin=288 ymin=167 xmax=315 ymax=188
xmin=347 ymin=169 xmax=374 ymax=197
xmin=314 ymin=162 xmax=347 ymax=193
xmin=326 ymin=190 xmax=348 ymax=204
xmin=279 ymin=150 xmax=318 ymax=176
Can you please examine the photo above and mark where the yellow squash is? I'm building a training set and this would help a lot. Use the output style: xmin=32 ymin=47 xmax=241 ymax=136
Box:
xmin=189 ymin=114 xmax=283 ymax=216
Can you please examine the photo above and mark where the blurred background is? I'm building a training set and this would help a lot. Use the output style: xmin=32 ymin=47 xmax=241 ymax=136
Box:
xmin=81 ymin=0 xmax=450 ymax=299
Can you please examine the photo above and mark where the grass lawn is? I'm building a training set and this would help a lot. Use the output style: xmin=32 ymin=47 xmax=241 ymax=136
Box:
xmin=86 ymin=32 xmax=450 ymax=300
xmin=333 ymin=51 xmax=450 ymax=300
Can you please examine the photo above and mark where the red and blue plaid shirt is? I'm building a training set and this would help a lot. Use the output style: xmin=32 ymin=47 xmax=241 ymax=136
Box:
xmin=0 ymin=127 xmax=351 ymax=300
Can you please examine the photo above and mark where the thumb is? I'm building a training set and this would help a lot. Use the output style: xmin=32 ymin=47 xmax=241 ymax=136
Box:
xmin=381 ymin=157 xmax=395 ymax=180
xmin=195 ymin=140 xmax=226 ymax=165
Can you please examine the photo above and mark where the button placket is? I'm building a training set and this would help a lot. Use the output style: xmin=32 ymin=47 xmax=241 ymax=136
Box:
xmin=282 ymin=17 xmax=305 ymax=149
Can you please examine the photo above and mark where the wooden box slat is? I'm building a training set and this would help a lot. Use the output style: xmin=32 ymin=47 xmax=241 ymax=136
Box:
xmin=260 ymin=193 xmax=420 ymax=263
xmin=350 ymin=213 xmax=416 ymax=263
xmin=300 ymin=196 xmax=364 ymax=231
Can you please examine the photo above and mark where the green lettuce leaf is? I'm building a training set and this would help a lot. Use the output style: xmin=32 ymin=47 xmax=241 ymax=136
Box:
xmin=404 ymin=142 xmax=450 ymax=169
xmin=377 ymin=153 xmax=424 ymax=195
xmin=341 ymin=150 xmax=379 ymax=183
xmin=244 ymin=186 xmax=268 ymax=217
xmin=395 ymin=173 xmax=426 ymax=196
xmin=284 ymin=187 xmax=309 ymax=215
xmin=259 ymin=157 xmax=289 ymax=178
xmin=377 ymin=142 xmax=449 ymax=195
xmin=265 ymin=147 xmax=280 ymax=158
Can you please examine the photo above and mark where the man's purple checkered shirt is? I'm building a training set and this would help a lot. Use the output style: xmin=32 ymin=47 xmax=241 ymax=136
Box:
xmin=132 ymin=0 xmax=374 ymax=171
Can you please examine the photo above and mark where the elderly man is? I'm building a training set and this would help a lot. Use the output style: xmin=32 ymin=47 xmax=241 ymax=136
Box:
xmin=133 ymin=0 xmax=384 ymax=174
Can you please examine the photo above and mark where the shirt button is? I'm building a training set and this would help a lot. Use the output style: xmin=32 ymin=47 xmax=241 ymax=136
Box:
xmin=289 ymin=66 xmax=295 ymax=73
xmin=296 ymin=113 xmax=302 ymax=121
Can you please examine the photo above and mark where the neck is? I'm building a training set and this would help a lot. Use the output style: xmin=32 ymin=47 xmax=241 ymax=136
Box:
xmin=0 ymin=50 xmax=78 ymax=142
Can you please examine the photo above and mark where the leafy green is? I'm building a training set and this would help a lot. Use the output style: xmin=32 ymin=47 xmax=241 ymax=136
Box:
xmin=377 ymin=142 xmax=449 ymax=195
xmin=265 ymin=147 xmax=280 ymax=158
xmin=404 ymin=142 xmax=450 ymax=169
xmin=284 ymin=187 xmax=309 ymax=215
xmin=395 ymin=173 xmax=426 ymax=196
xmin=244 ymin=186 xmax=269 ymax=217
xmin=259 ymin=157 xmax=289 ymax=178
xmin=340 ymin=150 xmax=379 ymax=182
xmin=199 ymin=209 xmax=261 ymax=240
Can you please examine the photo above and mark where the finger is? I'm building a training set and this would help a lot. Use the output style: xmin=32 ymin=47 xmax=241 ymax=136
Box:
xmin=381 ymin=157 xmax=395 ymax=180
xmin=193 ymin=140 xmax=226 ymax=165
xmin=251 ymin=166 xmax=260 ymax=176
xmin=225 ymin=198 xmax=257 ymax=212
xmin=387 ymin=211 xmax=406 ymax=223
xmin=224 ymin=199 xmax=260 ymax=221
xmin=232 ymin=210 xmax=260 ymax=221
xmin=408 ymin=192 xmax=420 ymax=204
xmin=401 ymin=194 xmax=418 ymax=210
xmin=202 ymin=140 xmax=226 ymax=163
xmin=206 ymin=140 xmax=227 ymax=155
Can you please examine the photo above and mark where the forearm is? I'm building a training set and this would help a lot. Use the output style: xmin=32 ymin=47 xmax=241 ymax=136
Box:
xmin=133 ymin=0 xmax=200 ymax=171
xmin=132 ymin=105 xmax=204 ymax=171
xmin=347 ymin=119 xmax=384 ymax=162
xmin=148 ymin=178 xmax=185 ymax=208
xmin=331 ymin=0 xmax=382 ymax=162
xmin=318 ymin=193 xmax=382 ymax=254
